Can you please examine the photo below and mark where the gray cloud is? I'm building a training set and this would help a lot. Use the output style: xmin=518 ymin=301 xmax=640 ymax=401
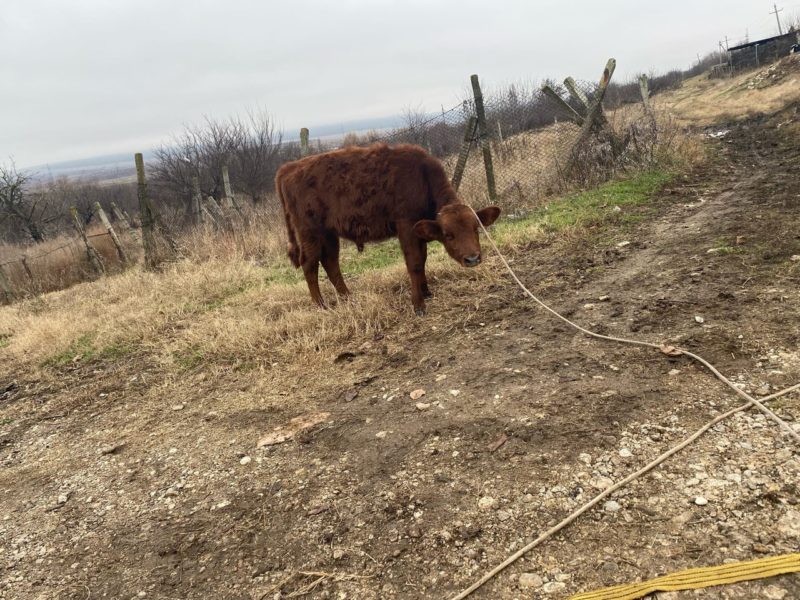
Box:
xmin=1 ymin=0 xmax=793 ymax=168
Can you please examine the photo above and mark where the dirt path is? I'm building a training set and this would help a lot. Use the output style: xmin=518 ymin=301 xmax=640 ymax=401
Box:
xmin=1 ymin=107 xmax=799 ymax=600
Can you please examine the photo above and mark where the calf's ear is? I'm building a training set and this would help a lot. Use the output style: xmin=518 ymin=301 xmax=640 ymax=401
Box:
xmin=476 ymin=206 xmax=501 ymax=227
xmin=412 ymin=220 xmax=443 ymax=242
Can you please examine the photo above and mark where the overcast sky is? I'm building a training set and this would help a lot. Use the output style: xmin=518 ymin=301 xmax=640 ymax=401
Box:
xmin=2 ymin=0 xmax=798 ymax=168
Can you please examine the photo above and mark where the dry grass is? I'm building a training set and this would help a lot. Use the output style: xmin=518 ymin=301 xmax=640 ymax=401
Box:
xmin=659 ymin=54 xmax=800 ymax=126
xmin=0 ymin=247 xmax=502 ymax=374
xmin=0 ymin=167 xmax=678 ymax=376
xmin=0 ymin=225 xmax=139 ymax=297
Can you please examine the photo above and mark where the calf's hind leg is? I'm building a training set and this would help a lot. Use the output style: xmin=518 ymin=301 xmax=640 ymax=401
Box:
xmin=321 ymin=232 xmax=350 ymax=298
xmin=300 ymin=240 xmax=325 ymax=308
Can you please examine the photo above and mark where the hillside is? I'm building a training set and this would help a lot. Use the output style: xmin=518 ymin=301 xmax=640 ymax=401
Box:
xmin=1 ymin=63 xmax=800 ymax=599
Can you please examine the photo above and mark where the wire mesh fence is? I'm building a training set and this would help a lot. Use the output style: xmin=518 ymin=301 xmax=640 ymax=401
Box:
xmin=3 ymin=61 xmax=674 ymax=304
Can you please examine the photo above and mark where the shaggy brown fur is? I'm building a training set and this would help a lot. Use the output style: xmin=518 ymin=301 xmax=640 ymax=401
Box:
xmin=276 ymin=143 xmax=499 ymax=315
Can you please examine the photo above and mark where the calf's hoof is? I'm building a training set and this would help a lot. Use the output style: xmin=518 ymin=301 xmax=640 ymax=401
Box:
xmin=415 ymin=308 xmax=426 ymax=317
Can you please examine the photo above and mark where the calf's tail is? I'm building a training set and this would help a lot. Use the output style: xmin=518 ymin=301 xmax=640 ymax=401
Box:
xmin=276 ymin=175 xmax=302 ymax=268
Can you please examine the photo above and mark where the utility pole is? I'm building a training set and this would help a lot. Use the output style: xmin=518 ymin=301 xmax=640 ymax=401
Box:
xmin=724 ymin=35 xmax=729 ymax=50
xmin=770 ymin=3 xmax=784 ymax=36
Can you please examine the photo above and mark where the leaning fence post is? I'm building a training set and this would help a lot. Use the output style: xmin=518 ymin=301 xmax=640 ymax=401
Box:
xmin=70 ymin=207 xmax=105 ymax=275
xmin=563 ymin=77 xmax=590 ymax=110
xmin=221 ymin=165 xmax=246 ymax=219
xmin=110 ymin=201 xmax=140 ymax=243
xmin=564 ymin=58 xmax=617 ymax=174
xmin=94 ymin=202 xmax=129 ymax=265
xmin=0 ymin=265 xmax=14 ymax=303
xmin=470 ymin=74 xmax=497 ymax=201
xmin=542 ymin=85 xmax=585 ymax=126
xmin=300 ymin=128 xmax=310 ymax=157
xmin=451 ymin=116 xmax=478 ymax=191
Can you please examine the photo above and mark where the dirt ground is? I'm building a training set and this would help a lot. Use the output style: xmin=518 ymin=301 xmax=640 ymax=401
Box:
xmin=2 ymin=104 xmax=800 ymax=600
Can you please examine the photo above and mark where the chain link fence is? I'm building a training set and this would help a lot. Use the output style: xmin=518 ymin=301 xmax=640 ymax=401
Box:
xmin=319 ymin=77 xmax=622 ymax=215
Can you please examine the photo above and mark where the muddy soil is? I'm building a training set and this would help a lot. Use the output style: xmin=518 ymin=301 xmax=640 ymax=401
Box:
xmin=2 ymin=106 xmax=800 ymax=600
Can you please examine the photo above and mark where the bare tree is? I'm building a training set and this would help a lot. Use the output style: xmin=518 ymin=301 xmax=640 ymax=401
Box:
xmin=232 ymin=109 xmax=283 ymax=204
xmin=151 ymin=109 xmax=286 ymax=216
xmin=0 ymin=163 xmax=58 ymax=243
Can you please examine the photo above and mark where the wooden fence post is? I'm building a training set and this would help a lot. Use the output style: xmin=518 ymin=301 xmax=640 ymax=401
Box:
xmin=451 ymin=116 xmax=478 ymax=191
xmin=564 ymin=58 xmax=617 ymax=174
xmin=0 ymin=265 xmax=14 ymax=303
xmin=70 ymin=206 xmax=105 ymax=275
xmin=94 ymin=202 xmax=129 ymax=265
xmin=300 ymin=128 xmax=310 ymax=157
xmin=470 ymin=74 xmax=497 ymax=201
xmin=110 ymin=201 xmax=140 ymax=242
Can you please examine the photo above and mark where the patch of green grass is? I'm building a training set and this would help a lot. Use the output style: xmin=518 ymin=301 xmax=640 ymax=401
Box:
xmin=172 ymin=346 xmax=206 ymax=370
xmin=493 ymin=170 xmax=674 ymax=244
xmin=0 ymin=417 xmax=13 ymax=426
xmin=0 ymin=333 xmax=10 ymax=350
xmin=42 ymin=333 xmax=136 ymax=368
xmin=44 ymin=333 xmax=97 ymax=367
xmin=256 ymin=170 xmax=674 ymax=286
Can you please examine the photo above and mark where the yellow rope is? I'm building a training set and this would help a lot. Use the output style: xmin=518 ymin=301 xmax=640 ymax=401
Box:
xmin=570 ymin=554 xmax=800 ymax=600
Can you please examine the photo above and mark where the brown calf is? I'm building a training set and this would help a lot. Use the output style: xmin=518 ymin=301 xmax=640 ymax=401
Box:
xmin=275 ymin=143 xmax=500 ymax=315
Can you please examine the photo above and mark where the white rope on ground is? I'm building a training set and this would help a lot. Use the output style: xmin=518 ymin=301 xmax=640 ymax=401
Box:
xmin=450 ymin=208 xmax=800 ymax=599
xmin=468 ymin=207 xmax=799 ymax=442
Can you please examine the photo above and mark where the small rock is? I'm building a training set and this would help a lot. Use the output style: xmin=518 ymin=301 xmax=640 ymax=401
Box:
xmin=668 ymin=369 xmax=681 ymax=376
xmin=764 ymin=584 xmax=789 ymax=599
xmin=333 ymin=548 xmax=345 ymax=560
xmin=789 ymin=255 xmax=800 ymax=262
xmin=616 ymin=241 xmax=630 ymax=248
xmin=415 ymin=402 xmax=431 ymax=411
xmin=598 ymin=295 xmax=610 ymax=302
xmin=694 ymin=496 xmax=708 ymax=506
xmin=496 ymin=510 xmax=512 ymax=521
xmin=478 ymin=496 xmax=497 ymax=510
xmin=754 ymin=385 xmax=770 ymax=396
xmin=619 ymin=448 xmax=633 ymax=458
xmin=522 ymin=493 xmax=535 ymax=503
xmin=239 ymin=456 xmax=252 ymax=466
xmin=172 ymin=404 xmax=185 ymax=411
xmin=518 ymin=573 xmax=543 ymax=589
xmin=57 ymin=494 xmax=69 ymax=505
xmin=375 ymin=431 xmax=387 ymax=439
xmin=583 ymin=303 xmax=596 ymax=309
xmin=543 ymin=581 xmax=566 ymax=593
xmin=449 ymin=389 xmax=460 ymax=396
xmin=777 ymin=509 xmax=800 ymax=537
xmin=409 ymin=389 xmax=426 ymax=400
xmin=694 ymin=315 xmax=705 ymax=324
xmin=604 ymin=500 xmax=621 ymax=513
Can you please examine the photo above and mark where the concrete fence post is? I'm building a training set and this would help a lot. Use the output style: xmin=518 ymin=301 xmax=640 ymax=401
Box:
xmin=94 ymin=202 xmax=129 ymax=265
xmin=300 ymin=128 xmax=310 ymax=157
xmin=70 ymin=206 xmax=105 ymax=275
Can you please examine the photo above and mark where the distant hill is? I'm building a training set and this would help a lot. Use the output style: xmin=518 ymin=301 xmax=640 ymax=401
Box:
xmin=25 ymin=113 xmax=414 ymax=184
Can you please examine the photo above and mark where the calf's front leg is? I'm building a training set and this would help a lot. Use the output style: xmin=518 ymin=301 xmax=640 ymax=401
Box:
xmin=398 ymin=222 xmax=429 ymax=316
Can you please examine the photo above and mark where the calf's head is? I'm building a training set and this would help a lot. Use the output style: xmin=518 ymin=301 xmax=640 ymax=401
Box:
xmin=412 ymin=205 xmax=501 ymax=267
